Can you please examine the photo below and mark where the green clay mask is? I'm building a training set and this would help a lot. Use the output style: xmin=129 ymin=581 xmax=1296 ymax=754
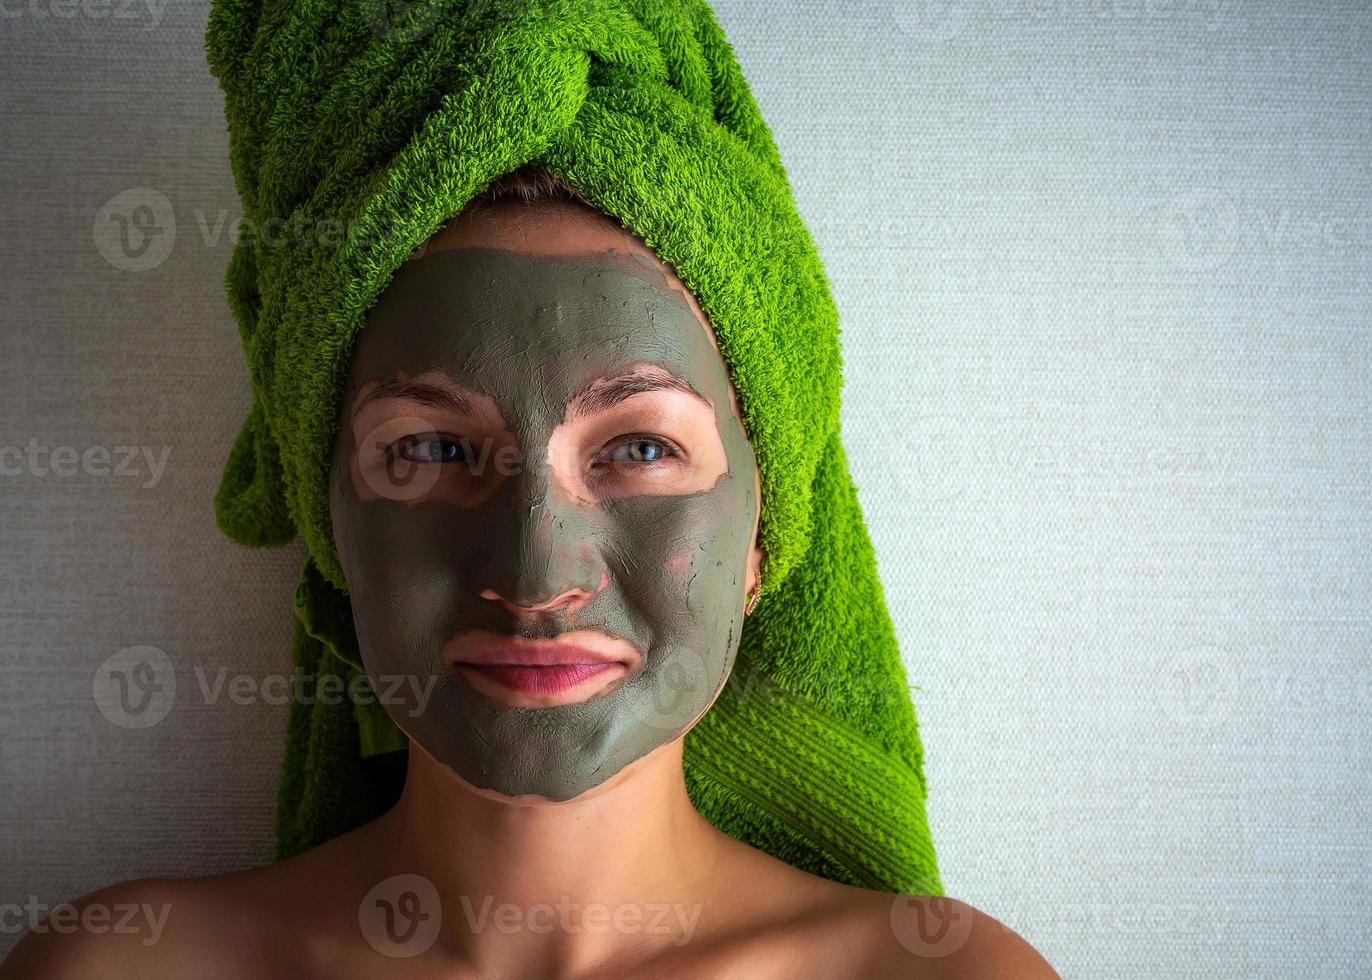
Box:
xmin=328 ymin=246 xmax=759 ymax=800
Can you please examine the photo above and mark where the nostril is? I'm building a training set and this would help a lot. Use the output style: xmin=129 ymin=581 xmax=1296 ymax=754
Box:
xmin=486 ymin=588 xmax=578 ymax=614
xmin=479 ymin=570 xmax=609 ymax=614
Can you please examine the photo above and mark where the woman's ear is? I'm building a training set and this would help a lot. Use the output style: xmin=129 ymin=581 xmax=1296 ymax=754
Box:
xmin=745 ymin=464 xmax=765 ymax=599
xmin=746 ymin=541 xmax=765 ymax=598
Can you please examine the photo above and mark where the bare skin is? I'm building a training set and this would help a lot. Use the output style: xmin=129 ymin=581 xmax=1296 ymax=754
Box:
xmin=0 ymin=203 xmax=1058 ymax=979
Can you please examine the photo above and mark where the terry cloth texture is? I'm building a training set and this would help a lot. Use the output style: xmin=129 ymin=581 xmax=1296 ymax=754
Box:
xmin=205 ymin=0 xmax=942 ymax=895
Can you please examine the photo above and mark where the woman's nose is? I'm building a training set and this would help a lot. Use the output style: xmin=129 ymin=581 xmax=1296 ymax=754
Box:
xmin=473 ymin=463 xmax=608 ymax=615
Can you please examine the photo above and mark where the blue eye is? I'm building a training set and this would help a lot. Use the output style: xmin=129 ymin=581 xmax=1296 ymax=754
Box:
xmin=605 ymin=437 xmax=679 ymax=464
xmin=393 ymin=435 xmax=475 ymax=465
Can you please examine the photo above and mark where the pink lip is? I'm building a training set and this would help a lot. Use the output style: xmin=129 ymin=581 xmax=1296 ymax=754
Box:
xmin=456 ymin=662 xmax=620 ymax=695
xmin=443 ymin=631 xmax=640 ymax=703
xmin=451 ymin=638 xmax=627 ymax=668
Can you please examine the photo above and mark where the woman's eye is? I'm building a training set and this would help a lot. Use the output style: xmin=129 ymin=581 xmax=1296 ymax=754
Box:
xmin=603 ymin=436 xmax=681 ymax=465
xmin=391 ymin=434 xmax=475 ymax=466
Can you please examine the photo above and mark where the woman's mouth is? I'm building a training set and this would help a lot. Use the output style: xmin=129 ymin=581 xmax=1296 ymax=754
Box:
xmin=455 ymin=661 xmax=622 ymax=696
xmin=444 ymin=631 xmax=639 ymax=708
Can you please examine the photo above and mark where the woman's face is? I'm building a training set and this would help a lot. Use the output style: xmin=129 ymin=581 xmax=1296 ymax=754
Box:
xmin=328 ymin=203 xmax=763 ymax=802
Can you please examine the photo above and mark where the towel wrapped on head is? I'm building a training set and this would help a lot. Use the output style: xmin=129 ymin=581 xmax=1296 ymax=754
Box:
xmin=205 ymin=0 xmax=941 ymax=895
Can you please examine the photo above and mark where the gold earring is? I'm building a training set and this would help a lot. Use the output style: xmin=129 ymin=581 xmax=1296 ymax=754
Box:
xmin=744 ymin=584 xmax=761 ymax=616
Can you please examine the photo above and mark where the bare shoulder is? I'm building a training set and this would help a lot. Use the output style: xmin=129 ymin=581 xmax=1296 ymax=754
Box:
xmin=0 ymin=876 xmax=203 ymax=979
xmin=850 ymin=891 xmax=1061 ymax=979
xmin=0 ymin=848 xmax=349 ymax=980
xmin=722 ymin=861 xmax=1060 ymax=980
xmin=692 ymin=841 xmax=1057 ymax=979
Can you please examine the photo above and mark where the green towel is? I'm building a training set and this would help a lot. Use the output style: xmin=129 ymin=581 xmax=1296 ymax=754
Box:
xmin=205 ymin=0 xmax=941 ymax=895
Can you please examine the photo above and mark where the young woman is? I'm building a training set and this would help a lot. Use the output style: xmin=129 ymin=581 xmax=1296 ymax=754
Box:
xmin=4 ymin=0 xmax=1060 ymax=971
xmin=1 ymin=165 xmax=1057 ymax=980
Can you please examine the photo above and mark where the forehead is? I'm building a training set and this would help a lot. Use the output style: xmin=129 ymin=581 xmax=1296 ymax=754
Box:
xmin=346 ymin=247 xmax=733 ymax=421
xmin=421 ymin=199 xmax=714 ymax=329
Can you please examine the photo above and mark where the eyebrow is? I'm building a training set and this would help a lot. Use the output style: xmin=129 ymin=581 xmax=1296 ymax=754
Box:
xmin=567 ymin=368 xmax=711 ymax=421
xmin=353 ymin=377 xmax=477 ymax=418
xmin=352 ymin=367 xmax=710 ymax=421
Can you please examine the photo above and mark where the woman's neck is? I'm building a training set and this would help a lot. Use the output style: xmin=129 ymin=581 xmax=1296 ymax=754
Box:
xmin=360 ymin=737 xmax=731 ymax=973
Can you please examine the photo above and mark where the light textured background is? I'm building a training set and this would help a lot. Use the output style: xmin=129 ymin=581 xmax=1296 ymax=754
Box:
xmin=2 ymin=1 xmax=1369 ymax=976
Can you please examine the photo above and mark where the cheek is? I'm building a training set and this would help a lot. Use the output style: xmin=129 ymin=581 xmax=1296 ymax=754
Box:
xmin=608 ymin=490 xmax=751 ymax=624
xmin=664 ymin=549 xmax=693 ymax=586
xmin=335 ymin=498 xmax=472 ymax=666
